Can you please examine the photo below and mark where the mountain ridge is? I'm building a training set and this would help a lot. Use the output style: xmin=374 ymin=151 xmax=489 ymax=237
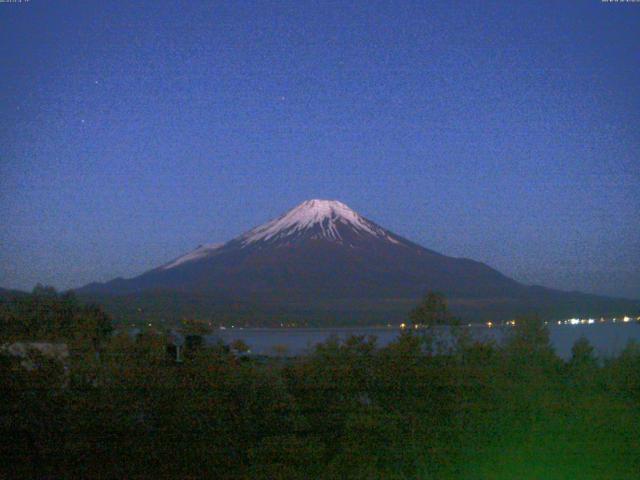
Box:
xmin=76 ymin=199 xmax=639 ymax=324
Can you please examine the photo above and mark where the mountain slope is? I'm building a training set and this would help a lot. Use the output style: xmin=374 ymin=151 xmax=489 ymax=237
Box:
xmin=77 ymin=199 xmax=639 ymax=324
xmin=0 ymin=287 xmax=27 ymax=300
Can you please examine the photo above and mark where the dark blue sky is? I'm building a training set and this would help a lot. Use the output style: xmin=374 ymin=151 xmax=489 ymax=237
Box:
xmin=1 ymin=1 xmax=638 ymax=298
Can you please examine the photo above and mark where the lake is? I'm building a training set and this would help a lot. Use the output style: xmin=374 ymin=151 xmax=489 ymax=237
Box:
xmin=208 ymin=323 xmax=640 ymax=359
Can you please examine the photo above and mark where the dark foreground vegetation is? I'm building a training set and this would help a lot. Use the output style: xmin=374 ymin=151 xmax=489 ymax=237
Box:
xmin=1 ymin=289 xmax=640 ymax=478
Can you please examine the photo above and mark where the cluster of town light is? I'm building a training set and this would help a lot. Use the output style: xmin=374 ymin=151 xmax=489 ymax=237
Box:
xmin=480 ymin=316 xmax=639 ymax=328
xmin=485 ymin=320 xmax=513 ymax=328
xmin=556 ymin=315 xmax=638 ymax=326
xmin=399 ymin=323 xmax=420 ymax=329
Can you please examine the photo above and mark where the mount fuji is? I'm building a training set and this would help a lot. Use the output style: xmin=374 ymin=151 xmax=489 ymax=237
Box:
xmin=77 ymin=200 xmax=638 ymax=325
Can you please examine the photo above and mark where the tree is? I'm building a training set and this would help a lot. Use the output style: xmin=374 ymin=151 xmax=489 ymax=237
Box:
xmin=567 ymin=336 xmax=598 ymax=388
xmin=569 ymin=337 xmax=597 ymax=369
xmin=608 ymin=340 xmax=640 ymax=401
xmin=72 ymin=303 xmax=113 ymax=349
xmin=502 ymin=314 xmax=559 ymax=385
xmin=0 ymin=287 xmax=112 ymax=345
xmin=31 ymin=284 xmax=58 ymax=298
xmin=408 ymin=292 xmax=461 ymax=355
xmin=505 ymin=315 xmax=553 ymax=356
xmin=408 ymin=292 xmax=452 ymax=328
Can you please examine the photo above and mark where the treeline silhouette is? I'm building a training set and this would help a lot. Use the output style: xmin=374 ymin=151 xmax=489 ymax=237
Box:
xmin=1 ymin=289 xmax=639 ymax=478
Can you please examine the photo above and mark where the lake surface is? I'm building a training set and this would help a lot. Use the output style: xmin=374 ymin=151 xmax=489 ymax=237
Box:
xmin=208 ymin=323 xmax=640 ymax=359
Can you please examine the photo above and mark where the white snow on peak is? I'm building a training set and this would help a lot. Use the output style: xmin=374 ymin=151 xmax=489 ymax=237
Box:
xmin=240 ymin=199 xmax=400 ymax=245
xmin=161 ymin=243 xmax=223 ymax=270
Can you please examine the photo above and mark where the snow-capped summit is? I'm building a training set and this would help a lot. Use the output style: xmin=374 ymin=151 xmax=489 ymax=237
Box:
xmin=240 ymin=199 xmax=400 ymax=245
xmin=160 ymin=199 xmax=402 ymax=272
